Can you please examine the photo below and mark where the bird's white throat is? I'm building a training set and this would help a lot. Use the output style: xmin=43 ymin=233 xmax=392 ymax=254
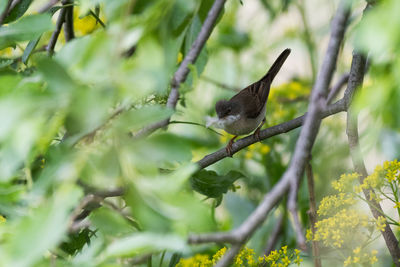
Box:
xmin=206 ymin=114 xmax=241 ymax=129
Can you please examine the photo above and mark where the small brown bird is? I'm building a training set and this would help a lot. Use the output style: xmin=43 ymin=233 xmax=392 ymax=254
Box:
xmin=207 ymin=49 xmax=291 ymax=156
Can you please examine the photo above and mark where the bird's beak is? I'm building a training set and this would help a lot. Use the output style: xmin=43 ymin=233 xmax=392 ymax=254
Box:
xmin=206 ymin=116 xmax=219 ymax=128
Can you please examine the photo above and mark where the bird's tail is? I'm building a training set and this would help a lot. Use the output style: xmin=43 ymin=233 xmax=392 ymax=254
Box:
xmin=260 ymin=48 xmax=291 ymax=83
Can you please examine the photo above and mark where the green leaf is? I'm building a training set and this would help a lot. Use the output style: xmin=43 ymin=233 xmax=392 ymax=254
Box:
xmin=90 ymin=207 xmax=137 ymax=236
xmin=22 ymin=36 xmax=41 ymax=64
xmin=3 ymin=0 xmax=34 ymax=23
xmin=116 ymin=105 xmax=174 ymax=132
xmin=0 ymin=14 xmax=53 ymax=50
xmin=3 ymin=185 xmax=82 ymax=267
xmin=0 ymin=58 xmax=13 ymax=69
xmin=104 ymin=233 xmax=186 ymax=259
xmin=191 ymin=170 xmax=244 ymax=198
xmin=36 ymin=57 xmax=77 ymax=94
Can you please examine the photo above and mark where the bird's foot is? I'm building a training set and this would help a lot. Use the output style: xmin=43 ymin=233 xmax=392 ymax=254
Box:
xmin=225 ymin=136 xmax=238 ymax=157
xmin=253 ymin=118 xmax=266 ymax=142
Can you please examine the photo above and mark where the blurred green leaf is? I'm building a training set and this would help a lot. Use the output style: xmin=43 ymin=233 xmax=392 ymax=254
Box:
xmin=104 ymin=233 xmax=186 ymax=259
xmin=2 ymin=185 xmax=82 ymax=267
xmin=0 ymin=14 xmax=53 ymax=50
xmin=22 ymin=36 xmax=41 ymax=64
xmin=3 ymin=0 xmax=34 ymax=24
xmin=0 ymin=58 xmax=13 ymax=69
xmin=191 ymin=170 xmax=244 ymax=198
xmin=90 ymin=207 xmax=137 ymax=236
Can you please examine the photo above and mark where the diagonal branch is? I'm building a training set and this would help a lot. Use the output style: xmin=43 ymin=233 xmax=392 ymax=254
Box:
xmin=191 ymin=3 xmax=351 ymax=266
xmin=0 ymin=0 xmax=13 ymax=25
xmin=47 ymin=4 xmax=67 ymax=56
xmin=133 ymin=0 xmax=226 ymax=138
xmin=345 ymin=52 xmax=400 ymax=265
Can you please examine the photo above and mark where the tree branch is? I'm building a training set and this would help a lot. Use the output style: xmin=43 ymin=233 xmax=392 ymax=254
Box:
xmin=326 ymin=73 xmax=349 ymax=104
xmin=133 ymin=0 xmax=226 ymax=138
xmin=190 ymin=3 xmax=350 ymax=265
xmin=345 ymin=52 xmax=400 ymax=265
xmin=264 ymin=212 xmax=284 ymax=256
xmin=196 ymin=98 xmax=346 ymax=169
xmin=47 ymin=5 xmax=67 ymax=56
xmin=62 ymin=0 xmax=74 ymax=42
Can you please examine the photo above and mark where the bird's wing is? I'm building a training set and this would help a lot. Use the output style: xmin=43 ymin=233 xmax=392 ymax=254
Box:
xmin=230 ymin=49 xmax=291 ymax=119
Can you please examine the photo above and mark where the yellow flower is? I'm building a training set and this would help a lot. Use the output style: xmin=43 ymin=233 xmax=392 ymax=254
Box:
xmin=177 ymin=52 xmax=183 ymax=64
xmin=281 ymin=256 xmax=291 ymax=266
xmin=375 ymin=216 xmax=386 ymax=232
xmin=260 ymin=144 xmax=271 ymax=154
xmin=344 ymin=256 xmax=352 ymax=266
xmin=0 ymin=215 xmax=6 ymax=223
xmin=245 ymin=151 xmax=253 ymax=159
xmin=353 ymin=256 xmax=360 ymax=263
xmin=306 ymin=228 xmax=313 ymax=241
xmin=353 ymin=246 xmax=361 ymax=254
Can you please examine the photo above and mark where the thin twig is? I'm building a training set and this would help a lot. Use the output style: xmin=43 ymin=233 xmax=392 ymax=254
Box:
xmin=326 ymin=73 xmax=349 ymax=104
xmin=133 ymin=0 xmax=226 ymax=138
xmin=0 ymin=0 xmax=12 ymax=25
xmin=9 ymin=0 xmax=22 ymax=12
xmin=63 ymin=0 xmax=75 ymax=42
xmin=47 ymin=5 xmax=67 ymax=56
xmin=346 ymin=52 xmax=400 ymax=265
xmin=305 ymin=161 xmax=322 ymax=267
xmin=191 ymin=3 xmax=350 ymax=266
xmin=264 ymin=212 xmax=284 ymax=256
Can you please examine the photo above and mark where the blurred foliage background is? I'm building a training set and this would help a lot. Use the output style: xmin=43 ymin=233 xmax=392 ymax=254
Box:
xmin=0 ymin=0 xmax=399 ymax=266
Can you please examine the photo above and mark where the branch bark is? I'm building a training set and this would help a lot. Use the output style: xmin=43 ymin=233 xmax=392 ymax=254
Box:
xmin=47 ymin=5 xmax=67 ymax=56
xmin=345 ymin=52 xmax=400 ymax=265
xmin=190 ymin=3 xmax=350 ymax=266
xmin=133 ymin=0 xmax=226 ymax=138
xmin=62 ymin=0 xmax=74 ymax=42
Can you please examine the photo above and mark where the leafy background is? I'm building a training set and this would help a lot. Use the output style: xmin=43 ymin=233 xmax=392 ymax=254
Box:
xmin=0 ymin=0 xmax=399 ymax=266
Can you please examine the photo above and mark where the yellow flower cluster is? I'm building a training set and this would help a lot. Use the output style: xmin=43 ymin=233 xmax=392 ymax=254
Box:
xmin=177 ymin=246 xmax=302 ymax=267
xmin=375 ymin=216 xmax=387 ymax=232
xmin=317 ymin=193 xmax=356 ymax=217
xmin=244 ymin=143 xmax=271 ymax=159
xmin=383 ymin=159 xmax=400 ymax=182
xmin=331 ymin=173 xmax=360 ymax=193
xmin=343 ymin=248 xmax=378 ymax=266
xmin=307 ymin=161 xmax=400 ymax=266
xmin=269 ymin=81 xmax=309 ymax=102
xmin=259 ymin=246 xmax=302 ymax=267
xmin=313 ymin=209 xmax=370 ymax=248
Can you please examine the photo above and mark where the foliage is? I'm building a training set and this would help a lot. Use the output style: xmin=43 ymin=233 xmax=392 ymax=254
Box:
xmin=177 ymin=246 xmax=302 ymax=267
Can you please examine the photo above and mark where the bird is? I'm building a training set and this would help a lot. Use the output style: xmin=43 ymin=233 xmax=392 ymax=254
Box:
xmin=206 ymin=48 xmax=291 ymax=156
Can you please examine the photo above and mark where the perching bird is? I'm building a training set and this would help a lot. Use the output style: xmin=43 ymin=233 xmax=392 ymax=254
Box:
xmin=206 ymin=48 xmax=291 ymax=156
